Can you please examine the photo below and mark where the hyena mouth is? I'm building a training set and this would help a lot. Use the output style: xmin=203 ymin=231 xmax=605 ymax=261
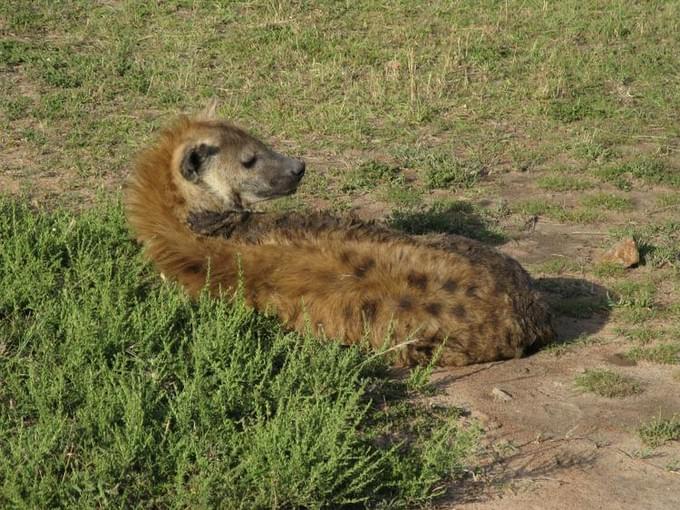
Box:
xmin=268 ymin=172 xmax=305 ymax=198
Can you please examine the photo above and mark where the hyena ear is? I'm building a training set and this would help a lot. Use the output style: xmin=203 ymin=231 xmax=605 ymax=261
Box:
xmin=180 ymin=143 xmax=219 ymax=182
xmin=202 ymin=98 xmax=219 ymax=120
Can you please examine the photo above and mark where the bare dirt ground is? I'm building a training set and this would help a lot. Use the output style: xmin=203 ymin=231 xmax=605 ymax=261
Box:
xmin=434 ymin=215 xmax=680 ymax=510
xmin=438 ymin=346 xmax=680 ymax=509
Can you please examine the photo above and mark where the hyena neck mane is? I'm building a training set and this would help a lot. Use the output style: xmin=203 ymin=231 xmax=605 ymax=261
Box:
xmin=186 ymin=209 xmax=257 ymax=238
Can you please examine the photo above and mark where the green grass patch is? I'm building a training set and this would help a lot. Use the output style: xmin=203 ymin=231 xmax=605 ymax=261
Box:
xmin=573 ymin=140 xmax=613 ymax=163
xmin=575 ymin=369 xmax=642 ymax=398
xmin=616 ymin=327 xmax=663 ymax=345
xmin=532 ymin=258 xmax=584 ymax=275
xmin=383 ymin=182 xmax=424 ymax=208
xmin=627 ymin=343 xmax=680 ymax=365
xmin=624 ymin=158 xmax=680 ymax=188
xmin=611 ymin=280 xmax=657 ymax=324
xmin=0 ymin=197 xmax=480 ymax=508
xmin=536 ymin=175 xmax=593 ymax=192
xmin=513 ymin=199 xmax=599 ymax=224
xmin=613 ymin=281 xmax=656 ymax=309
xmin=3 ymin=0 xmax=680 ymax=208
xmin=638 ymin=415 xmax=680 ymax=447
xmin=397 ymin=148 xmax=484 ymax=190
xmin=582 ymin=193 xmax=634 ymax=211
xmin=657 ymin=193 xmax=680 ymax=207
xmin=547 ymin=93 xmax=613 ymax=123
xmin=595 ymin=157 xmax=680 ymax=190
xmin=341 ymin=160 xmax=402 ymax=193
xmin=592 ymin=261 xmax=626 ymax=278
xmin=593 ymin=166 xmax=633 ymax=191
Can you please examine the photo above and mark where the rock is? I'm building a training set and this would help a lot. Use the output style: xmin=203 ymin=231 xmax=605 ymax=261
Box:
xmin=598 ymin=237 xmax=639 ymax=268
xmin=491 ymin=387 xmax=513 ymax=402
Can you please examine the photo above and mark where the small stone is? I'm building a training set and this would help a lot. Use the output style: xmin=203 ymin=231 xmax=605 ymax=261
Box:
xmin=491 ymin=387 xmax=513 ymax=402
xmin=598 ymin=237 xmax=639 ymax=268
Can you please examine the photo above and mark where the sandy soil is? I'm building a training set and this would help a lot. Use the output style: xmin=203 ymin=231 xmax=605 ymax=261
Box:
xmin=435 ymin=215 xmax=680 ymax=510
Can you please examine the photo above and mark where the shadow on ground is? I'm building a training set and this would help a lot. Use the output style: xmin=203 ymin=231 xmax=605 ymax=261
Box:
xmin=389 ymin=201 xmax=507 ymax=245
xmin=535 ymin=276 xmax=611 ymax=345
xmin=447 ymin=440 xmax=598 ymax=506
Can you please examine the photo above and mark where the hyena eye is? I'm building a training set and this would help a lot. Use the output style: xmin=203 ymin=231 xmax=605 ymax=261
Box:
xmin=241 ymin=153 xmax=257 ymax=169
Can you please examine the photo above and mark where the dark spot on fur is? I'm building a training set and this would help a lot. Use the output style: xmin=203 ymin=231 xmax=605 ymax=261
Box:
xmin=353 ymin=257 xmax=375 ymax=278
xmin=414 ymin=344 xmax=434 ymax=357
xmin=361 ymin=300 xmax=378 ymax=322
xmin=425 ymin=302 xmax=442 ymax=317
xmin=185 ymin=263 xmax=204 ymax=274
xmin=398 ymin=296 xmax=413 ymax=311
xmin=451 ymin=304 xmax=466 ymax=319
xmin=442 ymin=278 xmax=458 ymax=293
xmin=339 ymin=250 xmax=355 ymax=265
xmin=466 ymin=285 xmax=478 ymax=298
xmin=407 ymin=271 xmax=428 ymax=291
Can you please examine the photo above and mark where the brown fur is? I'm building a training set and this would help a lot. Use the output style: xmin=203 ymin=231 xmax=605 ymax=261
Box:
xmin=125 ymin=115 xmax=555 ymax=366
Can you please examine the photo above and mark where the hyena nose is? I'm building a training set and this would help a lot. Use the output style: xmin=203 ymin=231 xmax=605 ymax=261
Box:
xmin=292 ymin=160 xmax=306 ymax=178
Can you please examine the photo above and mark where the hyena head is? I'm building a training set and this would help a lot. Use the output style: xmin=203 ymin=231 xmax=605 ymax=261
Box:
xmin=172 ymin=118 xmax=305 ymax=212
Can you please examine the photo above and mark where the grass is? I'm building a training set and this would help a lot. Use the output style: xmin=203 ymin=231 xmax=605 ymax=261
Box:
xmin=616 ymin=327 xmax=663 ymax=345
xmin=0 ymin=198 xmax=479 ymax=508
xmin=383 ymin=181 xmax=424 ymax=208
xmin=594 ymin=158 xmax=680 ymax=190
xmin=575 ymin=369 xmax=642 ymax=398
xmin=341 ymin=160 xmax=402 ymax=193
xmin=582 ymin=193 xmax=634 ymax=211
xmin=513 ymin=199 xmax=600 ymax=224
xmin=532 ymin=258 xmax=584 ymax=275
xmin=2 ymin=1 xmax=680 ymax=204
xmin=394 ymin=147 xmax=484 ymax=191
xmin=612 ymin=281 xmax=656 ymax=309
xmin=610 ymin=280 xmax=658 ymax=324
xmin=657 ymin=193 xmax=680 ymax=207
xmin=627 ymin=343 xmax=680 ymax=365
xmin=592 ymin=262 xmax=626 ymax=278
xmin=573 ymin=139 xmax=613 ymax=163
xmin=638 ymin=415 xmax=680 ymax=448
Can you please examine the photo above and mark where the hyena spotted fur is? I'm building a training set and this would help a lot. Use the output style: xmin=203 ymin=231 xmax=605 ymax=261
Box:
xmin=125 ymin=107 xmax=555 ymax=366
